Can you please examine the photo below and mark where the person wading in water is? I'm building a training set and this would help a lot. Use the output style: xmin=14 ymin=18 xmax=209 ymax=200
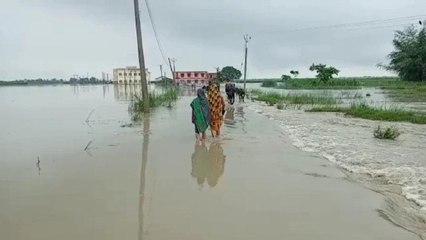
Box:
xmin=207 ymin=82 xmax=225 ymax=138
xmin=191 ymin=89 xmax=211 ymax=142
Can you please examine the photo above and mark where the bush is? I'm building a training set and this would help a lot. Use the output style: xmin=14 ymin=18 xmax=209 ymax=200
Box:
xmin=277 ymin=103 xmax=285 ymax=110
xmin=374 ymin=125 xmax=401 ymax=140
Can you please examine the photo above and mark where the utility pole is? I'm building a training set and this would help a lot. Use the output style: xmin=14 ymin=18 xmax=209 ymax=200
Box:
xmin=172 ymin=58 xmax=177 ymax=78
xmin=168 ymin=58 xmax=175 ymax=83
xmin=420 ymin=20 xmax=426 ymax=82
xmin=159 ymin=65 xmax=163 ymax=80
xmin=243 ymin=34 xmax=252 ymax=90
xmin=133 ymin=0 xmax=150 ymax=112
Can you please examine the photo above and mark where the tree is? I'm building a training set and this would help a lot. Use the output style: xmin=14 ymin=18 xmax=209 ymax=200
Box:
xmin=281 ymin=75 xmax=291 ymax=81
xmin=381 ymin=26 xmax=426 ymax=81
xmin=309 ymin=64 xmax=340 ymax=83
xmin=217 ymin=66 xmax=242 ymax=82
xmin=290 ymin=70 xmax=299 ymax=78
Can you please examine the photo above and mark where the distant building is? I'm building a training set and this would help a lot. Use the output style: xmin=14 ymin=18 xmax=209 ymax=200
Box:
xmin=174 ymin=71 xmax=217 ymax=85
xmin=113 ymin=66 xmax=151 ymax=84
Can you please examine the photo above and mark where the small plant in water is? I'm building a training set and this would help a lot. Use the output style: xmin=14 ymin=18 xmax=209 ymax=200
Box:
xmin=374 ymin=125 xmax=400 ymax=140
xmin=277 ymin=102 xmax=284 ymax=110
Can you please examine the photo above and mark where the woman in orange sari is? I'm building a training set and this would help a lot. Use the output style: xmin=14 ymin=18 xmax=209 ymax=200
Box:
xmin=207 ymin=82 xmax=225 ymax=137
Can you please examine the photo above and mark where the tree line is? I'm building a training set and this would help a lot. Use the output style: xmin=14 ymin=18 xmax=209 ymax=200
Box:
xmin=0 ymin=77 xmax=111 ymax=86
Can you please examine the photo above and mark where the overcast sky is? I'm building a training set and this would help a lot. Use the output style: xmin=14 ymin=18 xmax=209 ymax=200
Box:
xmin=1 ymin=0 xmax=425 ymax=80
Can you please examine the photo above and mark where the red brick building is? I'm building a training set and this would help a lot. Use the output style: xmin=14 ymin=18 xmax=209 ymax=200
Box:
xmin=174 ymin=71 xmax=217 ymax=85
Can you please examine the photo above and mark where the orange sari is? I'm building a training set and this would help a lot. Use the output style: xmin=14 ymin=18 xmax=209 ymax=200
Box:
xmin=207 ymin=84 xmax=225 ymax=133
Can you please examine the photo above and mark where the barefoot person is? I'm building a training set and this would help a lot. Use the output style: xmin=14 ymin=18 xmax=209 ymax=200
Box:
xmin=191 ymin=89 xmax=210 ymax=141
xmin=207 ymin=82 xmax=225 ymax=137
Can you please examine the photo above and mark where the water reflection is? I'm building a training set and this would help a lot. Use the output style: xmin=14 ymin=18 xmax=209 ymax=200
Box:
xmin=235 ymin=106 xmax=247 ymax=134
xmin=114 ymin=84 xmax=143 ymax=101
xmin=191 ymin=142 xmax=226 ymax=188
xmin=224 ymin=105 xmax=236 ymax=126
xmin=112 ymin=83 xmax=209 ymax=102
xmin=179 ymin=86 xmax=196 ymax=97
xmin=139 ymin=114 xmax=150 ymax=240
xmin=36 ymin=156 xmax=41 ymax=176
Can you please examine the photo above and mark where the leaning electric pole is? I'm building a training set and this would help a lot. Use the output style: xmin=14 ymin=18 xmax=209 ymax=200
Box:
xmin=243 ymin=34 xmax=252 ymax=90
xmin=168 ymin=58 xmax=175 ymax=83
xmin=159 ymin=65 xmax=163 ymax=80
xmin=133 ymin=0 xmax=150 ymax=112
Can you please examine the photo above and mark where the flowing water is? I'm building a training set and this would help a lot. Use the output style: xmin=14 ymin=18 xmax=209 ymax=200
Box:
xmin=247 ymin=90 xmax=426 ymax=238
xmin=0 ymin=84 xmax=425 ymax=239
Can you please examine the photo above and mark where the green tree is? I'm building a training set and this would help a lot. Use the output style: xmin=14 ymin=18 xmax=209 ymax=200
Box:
xmin=290 ymin=70 xmax=299 ymax=78
xmin=309 ymin=64 xmax=340 ymax=83
xmin=281 ymin=75 xmax=291 ymax=81
xmin=217 ymin=66 xmax=242 ymax=82
xmin=382 ymin=25 xmax=426 ymax=81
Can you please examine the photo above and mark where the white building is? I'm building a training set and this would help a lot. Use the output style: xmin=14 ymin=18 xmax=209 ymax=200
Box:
xmin=113 ymin=66 xmax=151 ymax=84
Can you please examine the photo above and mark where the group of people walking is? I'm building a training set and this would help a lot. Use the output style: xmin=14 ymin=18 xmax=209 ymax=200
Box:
xmin=191 ymin=82 xmax=226 ymax=141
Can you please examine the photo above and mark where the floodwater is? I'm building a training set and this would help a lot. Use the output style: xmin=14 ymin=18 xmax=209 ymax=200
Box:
xmin=0 ymin=84 xmax=425 ymax=240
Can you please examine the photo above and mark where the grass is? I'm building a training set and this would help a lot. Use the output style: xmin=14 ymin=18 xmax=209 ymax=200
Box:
xmin=266 ymin=77 xmax=411 ymax=90
xmin=374 ymin=125 xmax=401 ymax=140
xmin=259 ymin=76 xmax=426 ymax=102
xmin=384 ymin=84 xmax=426 ymax=102
xmin=251 ymin=90 xmax=341 ymax=106
xmin=308 ymin=102 xmax=426 ymax=124
xmin=277 ymin=78 xmax=362 ymax=89
xmin=261 ymin=80 xmax=279 ymax=88
xmin=130 ymin=87 xmax=179 ymax=120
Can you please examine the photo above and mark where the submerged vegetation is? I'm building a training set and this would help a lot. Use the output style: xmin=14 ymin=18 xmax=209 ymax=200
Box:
xmin=308 ymin=103 xmax=426 ymax=124
xmin=130 ymin=87 xmax=179 ymax=121
xmin=251 ymin=90 xmax=341 ymax=106
xmin=259 ymin=76 xmax=426 ymax=102
xmin=251 ymin=88 xmax=426 ymax=124
xmin=383 ymin=84 xmax=426 ymax=102
xmin=373 ymin=125 xmax=401 ymax=140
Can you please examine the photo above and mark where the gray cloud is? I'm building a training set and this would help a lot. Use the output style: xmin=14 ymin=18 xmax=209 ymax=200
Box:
xmin=1 ymin=0 xmax=425 ymax=80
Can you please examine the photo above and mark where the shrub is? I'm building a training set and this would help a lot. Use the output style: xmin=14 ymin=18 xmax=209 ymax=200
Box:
xmin=373 ymin=125 xmax=401 ymax=140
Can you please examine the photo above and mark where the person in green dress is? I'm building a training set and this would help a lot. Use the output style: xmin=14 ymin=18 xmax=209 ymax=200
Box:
xmin=191 ymin=89 xmax=211 ymax=142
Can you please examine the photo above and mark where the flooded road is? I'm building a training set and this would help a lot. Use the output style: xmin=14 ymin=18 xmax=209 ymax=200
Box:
xmin=0 ymin=85 xmax=423 ymax=240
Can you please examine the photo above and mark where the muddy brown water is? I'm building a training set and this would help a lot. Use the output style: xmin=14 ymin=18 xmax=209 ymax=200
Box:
xmin=0 ymin=85 xmax=423 ymax=240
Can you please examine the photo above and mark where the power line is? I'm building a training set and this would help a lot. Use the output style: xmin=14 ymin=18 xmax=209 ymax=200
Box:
xmin=143 ymin=0 xmax=170 ymax=66
xmin=326 ymin=23 xmax=415 ymax=33
xmin=290 ymin=14 xmax=426 ymax=32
